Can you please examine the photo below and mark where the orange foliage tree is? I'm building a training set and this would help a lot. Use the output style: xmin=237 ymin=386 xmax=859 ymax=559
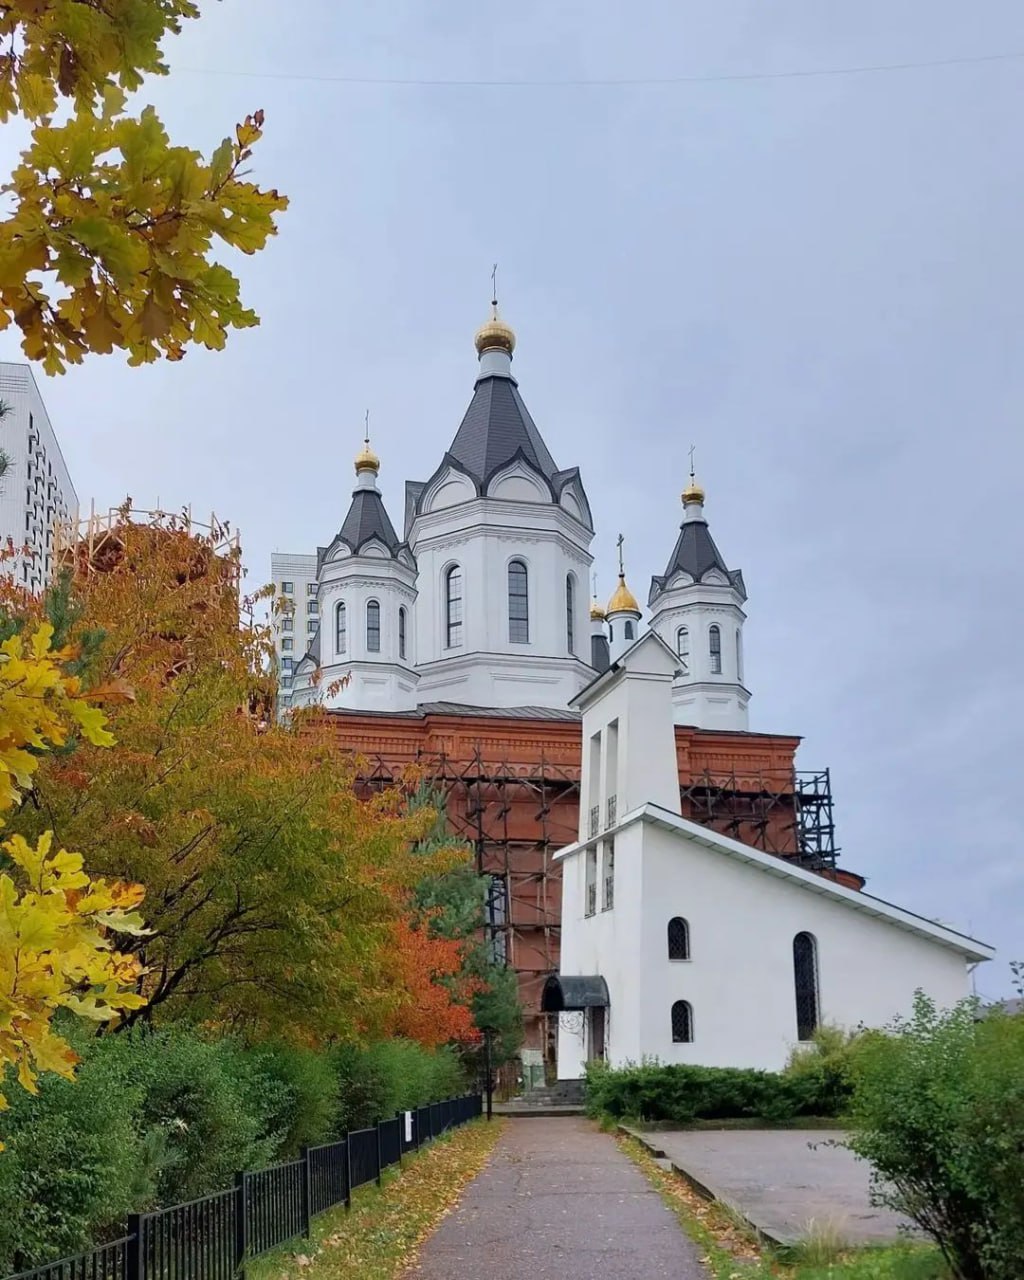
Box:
xmin=8 ymin=509 xmax=477 ymax=1047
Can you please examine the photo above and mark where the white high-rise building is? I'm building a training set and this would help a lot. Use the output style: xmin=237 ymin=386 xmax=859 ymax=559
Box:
xmin=270 ymin=551 xmax=317 ymax=708
xmin=0 ymin=363 xmax=77 ymax=592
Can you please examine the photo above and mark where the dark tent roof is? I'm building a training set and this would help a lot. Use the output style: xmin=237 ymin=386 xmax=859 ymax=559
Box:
xmin=651 ymin=517 xmax=745 ymax=600
xmin=591 ymin=631 xmax=610 ymax=674
xmin=331 ymin=488 xmax=401 ymax=558
xmin=448 ymin=375 xmax=558 ymax=489
xmin=541 ymin=974 xmax=610 ymax=1012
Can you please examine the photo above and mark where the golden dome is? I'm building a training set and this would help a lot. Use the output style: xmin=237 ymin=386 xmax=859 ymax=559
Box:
xmin=474 ymin=302 xmax=516 ymax=356
xmin=682 ymin=475 xmax=705 ymax=504
xmin=607 ymin=573 xmax=640 ymax=615
xmin=354 ymin=437 xmax=380 ymax=475
xmin=590 ymin=598 xmax=606 ymax=621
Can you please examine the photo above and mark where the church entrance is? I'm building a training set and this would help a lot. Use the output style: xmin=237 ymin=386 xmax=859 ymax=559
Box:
xmin=589 ymin=1006 xmax=606 ymax=1061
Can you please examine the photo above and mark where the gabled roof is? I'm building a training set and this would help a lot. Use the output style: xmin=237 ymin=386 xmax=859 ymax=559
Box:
xmin=651 ymin=517 xmax=745 ymax=598
xmin=556 ymin=801 xmax=995 ymax=963
xmin=571 ymin=628 xmax=681 ymax=710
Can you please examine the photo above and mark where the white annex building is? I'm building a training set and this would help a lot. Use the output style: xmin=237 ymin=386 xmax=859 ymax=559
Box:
xmin=548 ymin=631 xmax=995 ymax=1076
xmin=281 ymin=301 xmax=750 ymax=731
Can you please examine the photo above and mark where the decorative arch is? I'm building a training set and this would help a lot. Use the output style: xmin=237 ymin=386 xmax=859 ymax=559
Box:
xmin=671 ymin=1000 xmax=693 ymax=1043
xmin=667 ymin=917 xmax=690 ymax=961
xmin=793 ymin=932 xmax=820 ymax=1041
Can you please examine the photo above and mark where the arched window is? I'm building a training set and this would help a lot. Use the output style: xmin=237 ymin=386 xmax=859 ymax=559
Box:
xmin=366 ymin=600 xmax=381 ymax=652
xmin=709 ymin=623 xmax=722 ymax=674
xmin=624 ymin=620 xmax=634 ymax=641
xmin=676 ymin=626 xmax=690 ymax=672
xmin=667 ymin=917 xmax=690 ymax=960
xmin=736 ymin=628 xmax=743 ymax=682
xmin=566 ymin=575 xmax=575 ymax=654
xmin=445 ymin=566 xmax=463 ymax=648
xmin=793 ymin=932 xmax=820 ymax=1041
xmin=508 ymin=560 xmax=529 ymax=643
xmin=398 ymin=607 xmax=407 ymax=661
xmin=671 ymin=1000 xmax=693 ymax=1043
xmin=335 ymin=602 xmax=347 ymax=655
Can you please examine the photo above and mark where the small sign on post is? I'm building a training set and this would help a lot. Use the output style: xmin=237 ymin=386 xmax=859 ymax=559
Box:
xmin=404 ymin=1111 xmax=413 ymax=1144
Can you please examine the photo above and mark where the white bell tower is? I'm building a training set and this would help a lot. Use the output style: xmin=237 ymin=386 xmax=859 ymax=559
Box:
xmin=648 ymin=465 xmax=749 ymax=731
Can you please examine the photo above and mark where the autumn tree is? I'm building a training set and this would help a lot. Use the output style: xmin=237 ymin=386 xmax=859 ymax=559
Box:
xmin=0 ymin=1 xmax=287 ymax=373
xmin=0 ymin=615 xmax=147 ymax=1109
xmin=9 ymin=510 xmax=478 ymax=1047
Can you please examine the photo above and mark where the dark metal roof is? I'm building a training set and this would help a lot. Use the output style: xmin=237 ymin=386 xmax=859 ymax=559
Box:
xmin=591 ymin=631 xmax=610 ymax=674
xmin=651 ymin=518 xmax=745 ymax=598
xmin=449 ymin=375 xmax=558 ymax=488
xmin=541 ymin=974 xmax=610 ymax=1012
xmin=332 ymin=488 xmax=401 ymax=558
xmin=327 ymin=700 xmax=580 ymax=722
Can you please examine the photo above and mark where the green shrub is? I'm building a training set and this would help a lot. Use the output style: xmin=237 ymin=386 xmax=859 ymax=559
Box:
xmin=846 ymin=993 xmax=1024 ymax=1280
xmin=331 ymin=1040 xmax=466 ymax=1131
xmin=584 ymin=1052 xmax=852 ymax=1125
xmin=247 ymin=1042 xmax=340 ymax=1157
xmin=782 ymin=1023 xmax=867 ymax=1116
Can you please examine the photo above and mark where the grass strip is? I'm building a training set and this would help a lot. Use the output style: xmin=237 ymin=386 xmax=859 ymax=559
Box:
xmin=251 ymin=1118 xmax=504 ymax=1280
xmin=615 ymin=1131 xmax=947 ymax=1280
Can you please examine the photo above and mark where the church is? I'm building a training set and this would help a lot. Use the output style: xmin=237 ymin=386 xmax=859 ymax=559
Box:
xmin=277 ymin=298 xmax=992 ymax=1074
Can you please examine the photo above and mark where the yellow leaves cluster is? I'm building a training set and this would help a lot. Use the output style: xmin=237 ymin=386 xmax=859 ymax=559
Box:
xmin=0 ymin=623 xmax=113 ymax=812
xmin=0 ymin=621 xmax=147 ymax=1113
xmin=0 ymin=831 xmax=147 ymax=1108
xmin=0 ymin=2 xmax=287 ymax=373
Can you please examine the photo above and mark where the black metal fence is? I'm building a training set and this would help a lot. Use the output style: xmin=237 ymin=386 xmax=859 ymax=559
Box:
xmin=6 ymin=1094 xmax=482 ymax=1280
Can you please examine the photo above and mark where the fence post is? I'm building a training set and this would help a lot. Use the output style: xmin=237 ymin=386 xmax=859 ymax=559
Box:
xmin=234 ymin=1171 xmax=248 ymax=1280
xmin=375 ymin=1121 xmax=383 ymax=1186
xmin=300 ymin=1145 xmax=311 ymax=1238
xmin=126 ymin=1214 xmax=143 ymax=1280
xmin=344 ymin=1137 xmax=352 ymax=1211
xmin=397 ymin=1113 xmax=404 ymax=1166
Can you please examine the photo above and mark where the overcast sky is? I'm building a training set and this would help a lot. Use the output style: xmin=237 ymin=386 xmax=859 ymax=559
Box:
xmin=1 ymin=2 xmax=1021 ymax=995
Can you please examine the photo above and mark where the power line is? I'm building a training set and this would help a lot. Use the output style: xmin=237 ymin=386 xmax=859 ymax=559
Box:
xmin=177 ymin=47 xmax=1024 ymax=89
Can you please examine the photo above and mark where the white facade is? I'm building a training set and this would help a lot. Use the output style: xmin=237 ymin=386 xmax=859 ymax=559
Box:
xmin=0 ymin=363 xmax=77 ymax=592
xmin=270 ymin=551 xmax=317 ymax=709
xmin=274 ymin=311 xmax=754 ymax=727
xmin=553 ymin=632 xmax=994 ymax=1076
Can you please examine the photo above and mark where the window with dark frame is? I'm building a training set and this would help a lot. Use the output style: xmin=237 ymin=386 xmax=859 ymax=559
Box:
xmin=677 ymin=626 xmax=690 ymax=672
xmin=667 ymin=917 xmax=690 ymax=960
xmin=736 ymin=628 xmax=743 ymax=682
xmin=709 ymin=623 xmax=722 ymax=674
xmin=508 ymin=560 xmax=529 ymax=643
xmin=366 ymin=600 xmax=381 ymax=652
xmin=335 ymin=601 xmax=347 ymax=655
xmin=624 ymin=620 xmax=634 ymax=641
xmin=445 ymin=565 xmax=463 ymax=648
xmin=399 ymin=606 xmax=407 ymax=660
xmin=793 ymin=932 xmax=820 ymax=1041
xmin=566 ymin=575 xmax=575 ymax=653
xmin=671 ymin=1000 xmax=693 ymax=1043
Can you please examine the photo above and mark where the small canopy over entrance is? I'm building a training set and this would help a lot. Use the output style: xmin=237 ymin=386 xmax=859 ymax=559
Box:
xmin=541 ymin=974 xmax=610 ymax=1013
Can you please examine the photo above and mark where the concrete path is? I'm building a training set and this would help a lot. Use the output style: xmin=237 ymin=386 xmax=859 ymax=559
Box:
xmin=412 ymin=1117 xmax=707 ymax=1279
xmin=652 ymin=1129 xmax=917 ymax=1247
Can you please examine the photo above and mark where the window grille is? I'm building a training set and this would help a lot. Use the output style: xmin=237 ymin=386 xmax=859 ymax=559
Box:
xmin=603 ymin=838 xmax=614 ymax=911
xmin=793 ymin=932 xmax=820 ymax=1041
xmin=508 ymin=560 xmax=529 ymax=643
xmin=606 ymin=795 xmax=617 ymax=827
xmin=667 ymin=917 xmax=690 ymax=960
xmin=709 ymin=624 xmax=722 ymax=674
xmin=335 ymin=602 xmax=347 ymax=655
xmin=366 ymin=601 xmax=381 ymax=652
xmin=671 ymin=1000 xmax=693 ymax=1043
xmin=445 ymin=566 xmax=463 ymax=648
xmin=588 ymin=805 xmax=600 ymax=838
xmin=586 ymin=882 xmax=597 ymax=916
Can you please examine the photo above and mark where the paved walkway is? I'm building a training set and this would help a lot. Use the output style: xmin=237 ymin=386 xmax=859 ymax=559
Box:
xmin=653 ymin=1129 xmax=917 ymax=1247
xmin=412 ymin=1117 xmax=707 ymax=1279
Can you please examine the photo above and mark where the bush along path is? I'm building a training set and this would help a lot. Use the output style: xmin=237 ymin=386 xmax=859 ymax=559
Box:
xmin=252 ymin=1118 xmax=503 ymax=1280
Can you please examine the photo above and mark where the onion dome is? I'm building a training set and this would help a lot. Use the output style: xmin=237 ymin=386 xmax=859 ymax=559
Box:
xmin=354 ymin=435 xmax=380 ymax=475
xmin=682 ymin=474 xmax=705 ymax=505
xmin=474 ymin=301 xmax=516 ymax=356
xmin=590 ymin=598 xmax=606 ymax=621
xmin=607 ymin=573 xmax=640 ymax=615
